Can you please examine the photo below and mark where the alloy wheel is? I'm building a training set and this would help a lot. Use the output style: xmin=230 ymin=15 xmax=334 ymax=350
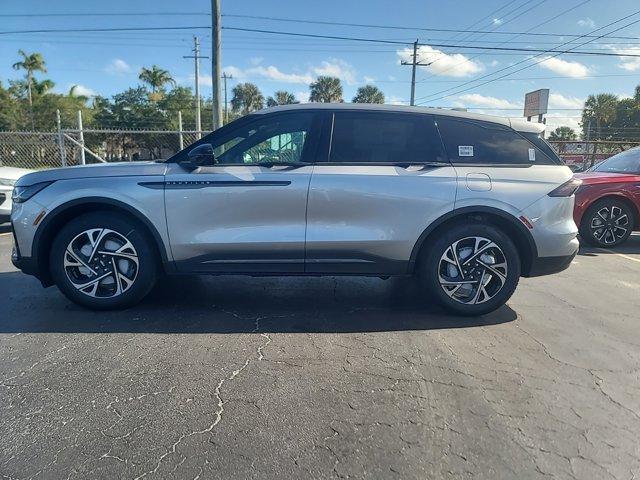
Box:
xmin=63 ymin=228 xmax=139 ymax=298
xmin=438 ymin=236 xmax=508 ymax=305
xmin=590 ymin=205 xmax=629 ymax=245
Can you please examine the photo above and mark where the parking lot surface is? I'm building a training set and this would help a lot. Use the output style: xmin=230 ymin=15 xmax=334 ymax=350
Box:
xmin=1 ymin=227 xmax=639 ymax=480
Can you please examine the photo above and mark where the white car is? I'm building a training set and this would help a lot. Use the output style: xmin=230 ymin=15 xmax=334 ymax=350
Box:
xmin=0 ymin=165 xmax=33 ymax=223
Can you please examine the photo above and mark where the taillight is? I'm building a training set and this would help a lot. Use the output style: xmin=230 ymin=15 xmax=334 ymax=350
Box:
xmin=548 ymin=178 xmax=582 ymax=197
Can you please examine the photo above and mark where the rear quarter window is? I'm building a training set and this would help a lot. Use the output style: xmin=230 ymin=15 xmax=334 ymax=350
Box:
xmin=436 ymin=117 xmax=557 ymax=165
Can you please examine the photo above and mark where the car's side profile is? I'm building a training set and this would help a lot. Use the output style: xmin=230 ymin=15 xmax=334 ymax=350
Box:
xmin=574 ymin=148 xmax=640 ymax=247
xmin=11 ymin=104 xmax=580 ymax=315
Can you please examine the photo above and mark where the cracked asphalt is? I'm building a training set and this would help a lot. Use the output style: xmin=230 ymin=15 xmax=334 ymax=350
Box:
xmin=1 ymin=228 xmax=639 ymax=480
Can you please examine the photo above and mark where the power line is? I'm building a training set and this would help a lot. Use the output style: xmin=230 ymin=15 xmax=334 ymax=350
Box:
xmin=0 ymin=26 xmax=210 ymax=35
xmin=415 ymin=11 xmax=640 ymax=105
xmin=221 ymin=27 xmax=640 ymax=57
xmin=0 ymin=12 xmax=209 ymax=17
xmin=222 ymin=14 xmax=640 ymax=40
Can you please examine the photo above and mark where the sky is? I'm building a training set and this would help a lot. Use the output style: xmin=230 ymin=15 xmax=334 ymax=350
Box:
xmin=2 ymin=0 xmax=640 ymax=132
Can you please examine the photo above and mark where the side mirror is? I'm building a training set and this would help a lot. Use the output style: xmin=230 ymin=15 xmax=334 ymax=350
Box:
xmin=180 ymin=144 xmax=215 ymax=171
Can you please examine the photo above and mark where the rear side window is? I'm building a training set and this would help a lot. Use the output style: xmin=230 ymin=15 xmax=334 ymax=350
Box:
xmin=436 ymin=117 xmax=555 ymax=165
xmin=329 ymin=112 xmax=446 ymax=163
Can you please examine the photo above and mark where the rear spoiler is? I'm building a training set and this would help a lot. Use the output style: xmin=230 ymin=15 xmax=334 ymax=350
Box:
xmin=509 ymin=118 xmax=546 ymax=134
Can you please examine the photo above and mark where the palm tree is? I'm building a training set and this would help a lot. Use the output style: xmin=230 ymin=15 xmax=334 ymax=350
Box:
xmin=32 ymin=79 xmax=55 ymax=96
xmin=548 ymin=126 xmax=577 ymax=141
xmin=583 ymin=93 xmax=618 ymax=140
xmin=12 ymin=50 xmax=47 ymax=106
xmin=231 ymin=83 xmax=265 ymax=114
xmin=352 ymin=85 xmax=385 ymax=104
xmin=309 ymin=76 xmax=343 ymax=103
xmin=138 ymin=65 xmax=176 ymax=93
xmin=266 ymin=90 xmax=298 ymax=107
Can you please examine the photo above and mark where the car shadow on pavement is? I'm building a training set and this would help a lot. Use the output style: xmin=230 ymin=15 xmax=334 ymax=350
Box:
xmin=0 ymin=272 xmax=517 ymax=334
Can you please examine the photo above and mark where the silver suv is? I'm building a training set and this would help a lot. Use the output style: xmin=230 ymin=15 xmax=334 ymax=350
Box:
xmin=11 ymin=104 xmax=580 ymax=315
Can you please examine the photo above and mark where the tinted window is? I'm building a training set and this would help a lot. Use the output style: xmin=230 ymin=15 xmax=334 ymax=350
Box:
xmin=437 ymin=117 xmax=546 ymax=165
xmin=212 ymin=113 xmax=313 ymax=165
xmin=329 ymin=112 xmax=445 ymax=163
xmin=521 ymin=132 xmax=561 ymax=165
xmin=592 ymin=148 xmax=640 ymax=174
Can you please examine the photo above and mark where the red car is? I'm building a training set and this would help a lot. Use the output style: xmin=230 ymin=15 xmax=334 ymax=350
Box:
xmin=574 ymin=147 xmax=640 ymax=247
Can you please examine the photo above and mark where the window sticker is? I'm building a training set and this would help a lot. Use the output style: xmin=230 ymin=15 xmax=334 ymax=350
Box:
xmin=458 ymin=145 xmax=474 ymax=157
xmin=528 ymin=148 xmax=536 ymax=162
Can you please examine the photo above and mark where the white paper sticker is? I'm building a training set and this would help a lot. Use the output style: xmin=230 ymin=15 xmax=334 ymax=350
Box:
xmin=528 ymin=148 xmax=536 ymax=162
xmin=458 ymin=145 xmax=474 ymax=157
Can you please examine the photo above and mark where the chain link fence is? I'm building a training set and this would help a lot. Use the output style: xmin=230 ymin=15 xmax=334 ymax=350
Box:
xmin=0 ymin=129 xmax=207 ymax=170
xmin=2 ymin=127 xmax=640 ymax=172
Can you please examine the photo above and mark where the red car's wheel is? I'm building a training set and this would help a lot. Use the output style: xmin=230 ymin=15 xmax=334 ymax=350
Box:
xmin=580 ymin=199 xmax=634 ymax=247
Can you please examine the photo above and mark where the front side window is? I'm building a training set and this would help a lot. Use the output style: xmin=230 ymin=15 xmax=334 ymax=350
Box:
xmin=437 ymin=117 xmax=553 ymax=165
xmin=211 ymin=113 xmax=313 ymax=165
xmin=328 ymin=112 xmax=445 ymax=164
xmin=592 ymin=148 xmax=640 ymax=174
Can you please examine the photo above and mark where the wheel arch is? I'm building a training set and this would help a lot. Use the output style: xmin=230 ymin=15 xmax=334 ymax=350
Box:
xmin=408 ymin=206 xmax=538 ymax=277
xmin=32 ymin=197 xmax=170 ymax=286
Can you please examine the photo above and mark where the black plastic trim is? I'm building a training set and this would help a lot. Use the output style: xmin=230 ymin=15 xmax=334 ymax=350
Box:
xmin=527 ymin=251 xmax=577 ymax=277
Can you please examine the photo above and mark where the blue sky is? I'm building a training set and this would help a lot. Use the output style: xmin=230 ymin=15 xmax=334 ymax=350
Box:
xmin=2 ymin=0 xmax=640 ymax=131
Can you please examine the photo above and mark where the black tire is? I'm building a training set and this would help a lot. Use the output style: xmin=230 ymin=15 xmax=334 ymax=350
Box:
xmin=50 ymin=211 xmax=158 ymax=310
xmin=579 ymin=198 xmax=634 ymax=248
xmin=419 ymin=223 xmax=521 ymax=316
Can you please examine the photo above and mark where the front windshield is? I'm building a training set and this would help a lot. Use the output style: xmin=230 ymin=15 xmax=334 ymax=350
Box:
xmin=592 ymin=148 xmax=640 ymax=174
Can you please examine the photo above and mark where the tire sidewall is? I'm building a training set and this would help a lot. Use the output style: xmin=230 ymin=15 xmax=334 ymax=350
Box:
xmin=50 ymin=212 xmax=158 ymax=310
xmin=580 ymin=199 xmax=634 ymax=247
xmin=421 ymin=223 xmax=521 ymax=316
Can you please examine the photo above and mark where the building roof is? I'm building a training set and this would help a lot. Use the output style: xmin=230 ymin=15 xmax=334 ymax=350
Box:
xmin=255 ymin=102 xmax=545 ymax=134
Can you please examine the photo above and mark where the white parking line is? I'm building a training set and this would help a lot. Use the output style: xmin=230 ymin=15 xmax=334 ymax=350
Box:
xmin=596 ymin=248 xmax=640 ymax=264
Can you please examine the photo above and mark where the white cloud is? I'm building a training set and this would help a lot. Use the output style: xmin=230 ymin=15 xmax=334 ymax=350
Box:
xmin=312 ymin=59 xmax=357 ymax=85
xmin=577 ymin=18 xmax=596 ymax=28
xmin=544 ymin=114 xmax=582 ymax=133
xmin=105 ymin=58 xmax=131 ymax=75
xmin=607 ymin=46 xmax=640 ymax=71
xmin=295 ymin=91 xmax=310 ymax=103
xmin=493 ymin=18 xmax=503 ymax=26
xmin=489 ymin=60 xmax=500 ymax=67
xmin=538 ymin=56 xmax=590 ymax=78
xmin=458 ymin=93 xmax=521 ymax=109
xmin=387 ymin=95 xmax=408 ymax=105
xmin=247 ymin=65 xmax=313 ymax=84
xmin=221 ymin=66 xmax=246 ymax=80
xmin=548 ymin=93 xmax=584 ymax=109
xmin=69 ymin=84 xmax=96 ymax=97
xmin=249 ymin=57 xmax=263 ymax=65
xmin=397 ymin=45 xmax=483 ymax=77
xmin=363 ymin=76 xmax=375 ymax=83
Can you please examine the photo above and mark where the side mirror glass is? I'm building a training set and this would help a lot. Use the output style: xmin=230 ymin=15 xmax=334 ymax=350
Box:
xmin=180 ymin=144 xmax=215 ymax=170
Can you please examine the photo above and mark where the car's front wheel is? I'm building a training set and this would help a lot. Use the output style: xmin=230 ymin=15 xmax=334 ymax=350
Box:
xmin=420 ymin=223 xmax=521 ymax=316
xmin=50 ymin=212 xmax=158 ymax=310
xmin=580 ymin=198 xmax=634 ymax=247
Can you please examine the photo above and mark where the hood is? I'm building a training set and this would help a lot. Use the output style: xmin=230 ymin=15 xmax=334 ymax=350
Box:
xmin=576 ymin=171 xmax=640 ymax=185
xmin=0 ymin=166 xmax=34 ymax=181
xmin=15 ymin=161 xmax=167 ymax=186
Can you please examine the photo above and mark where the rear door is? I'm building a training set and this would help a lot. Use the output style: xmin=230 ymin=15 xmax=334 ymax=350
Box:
xmin=305 ymin=110 xmax=457 ymax=274
xmin=165 ymin=111 xmax=320 ymax=273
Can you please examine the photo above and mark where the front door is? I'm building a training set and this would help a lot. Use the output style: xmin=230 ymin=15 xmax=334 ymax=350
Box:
xmin=306 ymin=111 xmax=457 ymax=274
xmin=165 ymin=111 xmax=320 ymax=273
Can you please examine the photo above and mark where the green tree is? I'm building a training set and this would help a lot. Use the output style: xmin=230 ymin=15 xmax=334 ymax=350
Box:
xmin=231 ymin=83 xmax=264 ymax=115
xmin=12 ymin=50 xmax=47 ymax=107
xmin=309 ymin=76 xmax=343 ymax=103
xmin=138 ymin=65 xmax=176 ymax=95
xmin=352 ymin=85 xmax=384 ymax=104
xmin=548 ymin=126 xmax=577 ymax=141
xmin=266 ymin=90 xmax=298 ymax=107
xmin=582 ymin=93 xmax=618 ymax=140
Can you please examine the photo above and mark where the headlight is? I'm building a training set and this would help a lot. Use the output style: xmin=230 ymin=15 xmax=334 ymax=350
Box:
xmin=0 ymin=178 xmax=16 ymax=187
xmin=11 ymin=181 xmax=54 ymax=203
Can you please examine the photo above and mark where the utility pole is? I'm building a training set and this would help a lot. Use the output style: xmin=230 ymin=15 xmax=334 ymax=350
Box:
xmin=211 ymin=0 xmax=222 ymax=130
xmin=221 ymin=72 xmax=233 ymax=124
xmin=401 ymin=39 xmax=435 ymax=106
xmin=184 ymin=36 xmax=209 ymax=139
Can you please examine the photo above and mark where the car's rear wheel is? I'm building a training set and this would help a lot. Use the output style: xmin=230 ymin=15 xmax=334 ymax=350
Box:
xmin=420 ymin=223 xmax=520 ymax=316
xmin=580 ymin=199 xmax=634 ymax=247
xmin=50 ymin=212 xmax=158 ymax=310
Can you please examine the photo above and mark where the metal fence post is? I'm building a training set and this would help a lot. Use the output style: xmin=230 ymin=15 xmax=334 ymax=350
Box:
xmin=178 ymin=111 xmax=184 ymax=150
xmin=77 ymin=110 xmax=86 ymax=165
xmin=56 ymin=109 xmax=67 ymax=167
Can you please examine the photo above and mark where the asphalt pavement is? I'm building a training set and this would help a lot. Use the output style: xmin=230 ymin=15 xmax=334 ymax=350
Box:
xmin=1 ymin=227 xmax=639 ymax=479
